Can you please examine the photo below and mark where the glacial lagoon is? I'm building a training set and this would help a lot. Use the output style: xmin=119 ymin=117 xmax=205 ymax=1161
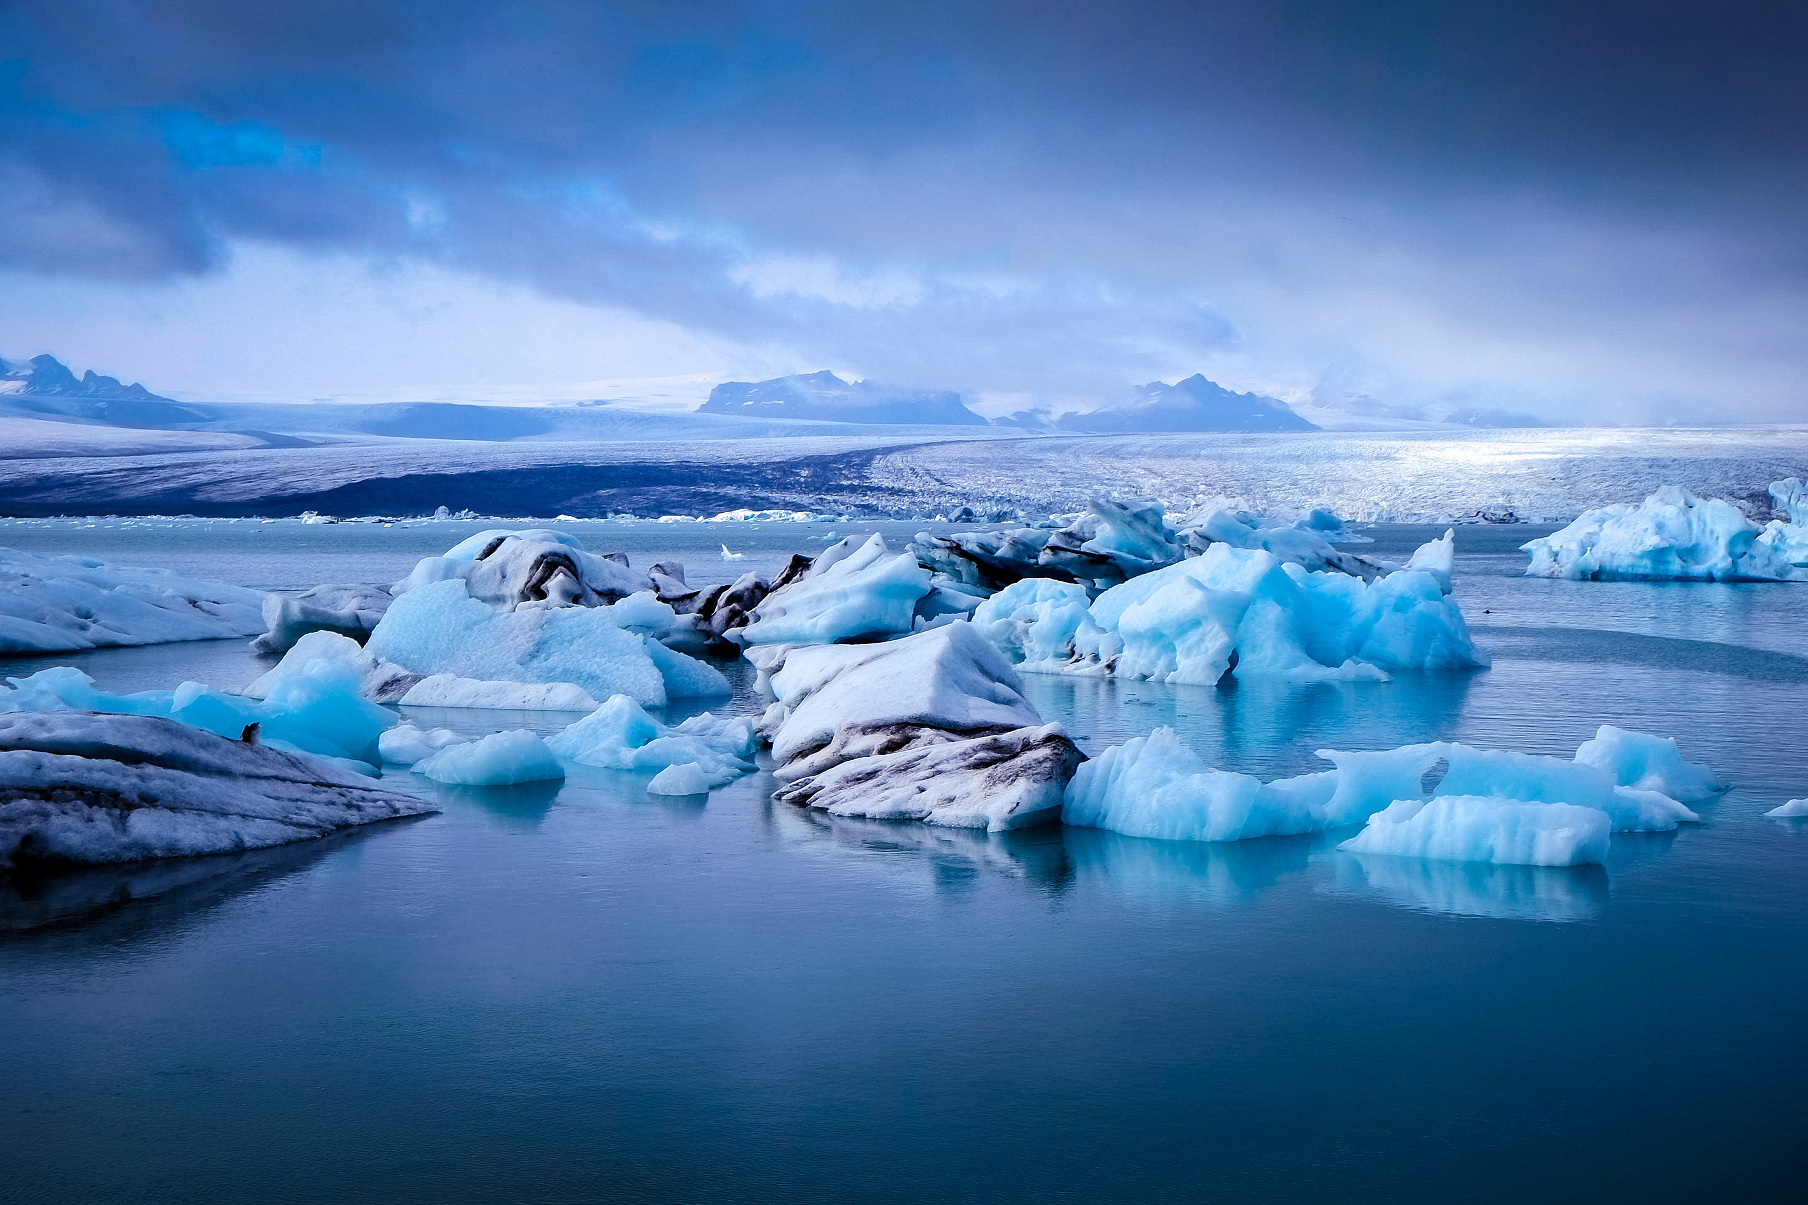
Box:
xmin=2 ymin=519 xmax=1805 ymax=1203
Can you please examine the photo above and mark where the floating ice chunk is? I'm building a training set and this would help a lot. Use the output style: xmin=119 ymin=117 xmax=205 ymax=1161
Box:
xmin=3 ymin=654 xmax=394 ymax=766
xmin=1062 ymin=728 xmax=1331 ymax=842
xmin=760 ymin=623 xmax=1082 ymax=831
xmin=1766 ymin=799 xmax=1808 ymax=818
xmin=1572 ymin=725 xmax=1725 ymax=802
xmin=1522 ymin=485 xmax=1808 ymax=582
xmin=252 ymin=583 xmax=392 ymax=654
xmin=1771 ymin=478 xmax=1808 ymax=526
xmin=773 ymin=723 xmax=1081 ymax=830
xmin=378 ymin=723 xmax=467 ymax=766
xmin=366 ymin=578 xmax=727 ymax=708
xmin=0 ymin=546 xmax=265 ymax=654
xmin=720 ymin=544 xmax=746 ymax=561
xmin=1338 ymin=796 xmax=1612 ymax=866
xmin=0 ymin=711 xmax=432 ymax=870
xmin=997 ymin=544 xmax=1485 ymax=687
xmin=733 ymin=533 xmax=931 ymax=645
xmin=1402 ymin=529 xmax=1456 ymax=593
xmin=399 ymin=675 xmax=600 ymax=711
xmin=246 ymin=630 xmax=420 ymax=704
xmin=414 ymin=729 xmax=565 ymax=786
xmin=545 ymin=695 xmax=756 ymax=779
xmin=647 ymin=762 xmax=717 ymax=794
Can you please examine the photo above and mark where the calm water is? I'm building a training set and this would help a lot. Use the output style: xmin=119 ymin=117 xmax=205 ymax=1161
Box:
xmin=2 ymin=520 xmax=1806 ymax=1204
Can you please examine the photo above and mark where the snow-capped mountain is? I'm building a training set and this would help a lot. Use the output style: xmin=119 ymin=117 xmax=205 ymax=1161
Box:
xmin=698 ymin=370 xmax=986 ymax=425
xmin=0 ymin=354 xmax=212 ymax=427
xmin=1054 ymin=374 xmax=1319 ymax=433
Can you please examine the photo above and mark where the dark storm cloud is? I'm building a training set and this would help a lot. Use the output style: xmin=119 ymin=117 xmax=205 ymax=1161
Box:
xmin=2 ymin=0 xmax=1805 ymax=414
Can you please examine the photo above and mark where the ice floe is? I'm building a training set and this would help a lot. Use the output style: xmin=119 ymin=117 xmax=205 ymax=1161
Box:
xmin=1766 ymin=799 xmax=1808 ymax=818
xmin=0 ymin=711 xmax=431 ymax=870
xmin=1338 ymin=796 xmax=1611 ymax=867
xmin=761 ymin=623 xmax=1084 ymax=830
xmin=0 ymin=546 xmax=265 ymax=654
xmin=647 ymin=762 xmax=715 ymax=795
xmin=414 ymin=729 xmax=565 ymax=786
xmin=377 ymin=723 xmax=468 ymax=766
xmin=1064 ymin=726 xmax=1713 ymax=859
xmin=1523 ymin=483 xmax=1808 ymax=582
xmin=732 ymin=533 xmax=932 ymax=646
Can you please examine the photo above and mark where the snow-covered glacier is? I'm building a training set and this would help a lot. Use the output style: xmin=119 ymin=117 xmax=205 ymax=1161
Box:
xmin=1523 ymin=482 xmax=1808 ymax=581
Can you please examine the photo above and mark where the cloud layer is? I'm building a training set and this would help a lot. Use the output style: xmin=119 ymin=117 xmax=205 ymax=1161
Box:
xmin=3 ymin=0 xmax=1805 ymax=420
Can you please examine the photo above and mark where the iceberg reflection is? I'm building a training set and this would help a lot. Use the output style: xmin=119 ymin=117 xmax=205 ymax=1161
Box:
xmin=1063 ymin=826 xmax=1315 ymax=905
xmin=1335 ymin=851 xmax=1609 ymax=922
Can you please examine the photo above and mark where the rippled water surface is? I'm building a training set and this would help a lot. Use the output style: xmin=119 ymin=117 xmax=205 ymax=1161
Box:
xmin=2 ymin=520 xmax=1805 ymax=1204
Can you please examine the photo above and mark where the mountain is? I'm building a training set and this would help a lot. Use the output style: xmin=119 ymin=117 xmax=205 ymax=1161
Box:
xmin=1056 ymin=374 xmax=1318 ymax=434
xmin=1 ymin=354 xmax=213 ymax=427
xmin=698 ymin=370 xmax=986 ymax=425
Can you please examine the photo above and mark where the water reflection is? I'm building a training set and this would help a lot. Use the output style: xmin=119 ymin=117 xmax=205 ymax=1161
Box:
xmin=1333 ymin=852 xmax=1610 ymax=922
xmin=764 ymin=803 xmax=1077 ymax=894
xmin=0 ymin=821 xmax=424 ymax=939
xmin=1063 ymin=826 xmax=1316 ymax=905
xmin=422 ymin=779 xmax=564 ymax=830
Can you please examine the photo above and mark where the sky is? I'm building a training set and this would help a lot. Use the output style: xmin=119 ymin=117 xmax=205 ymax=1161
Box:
xmin=1 ymin=0 xmax=1805 ymax=422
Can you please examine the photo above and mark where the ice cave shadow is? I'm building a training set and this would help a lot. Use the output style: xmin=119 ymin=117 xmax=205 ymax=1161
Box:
xmin=1331 ymin=851 xmax=1611 ymax=923
xmin=0 ymin=816 xmax=431 ymax=942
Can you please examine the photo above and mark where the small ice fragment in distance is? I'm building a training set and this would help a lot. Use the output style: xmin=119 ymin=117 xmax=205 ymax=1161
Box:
xmin=1766 ymin=799 xmax=1808 ymax=818
xmin=413 ymin=729 xmax=565 ymax=785
xmin=647 ymin=762 xmax=714 ymax=795
xmin=720 ymin=544 xmax=746 ymax=561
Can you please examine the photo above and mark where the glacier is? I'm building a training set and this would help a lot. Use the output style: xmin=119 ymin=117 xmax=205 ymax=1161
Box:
xmin=1522 ymin=482 xmax=1808 ymax=582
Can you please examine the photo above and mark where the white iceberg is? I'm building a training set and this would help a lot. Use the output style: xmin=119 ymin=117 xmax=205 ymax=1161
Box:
xmin=761 ymin=622 xmax=1083 ymax=831
xmin=399 ymin=675 xmax=601 ymax=711
xmin=251 ymin=583 xmax=392 ymax=654
xmin=378 ymin=723 xmax=468 ymax=766
xmin=392 ymin=528 xmax=651 ymax=606
xmin=414 ymin=729 xmax=565 ymax=786
xmin=974 ymin=539 xmax=1484 ymax=687
xmin=0 ymin=711 xmax=432 ymax=870
xmin=246 ymin=630 xmax=421 ymax=704
xmin=733 ymin=533 xmax=931 ymax=646
xmin=1766 ymin=799 xmax=1808 ymax=818
xmin=1337 ymin=796 xmax=1612 ymax=867
xmin=0 ymin=546 xmax=265 ymax=654
xmin=1522 ymin=483 xmax=1808 ymax=582
xmin=545 ymin=694 xmax=756 ymax=784
xmin=366 ymin=578 xmax=727 ymax=709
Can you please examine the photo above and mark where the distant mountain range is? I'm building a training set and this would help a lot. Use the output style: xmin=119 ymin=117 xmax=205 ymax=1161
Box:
xmin=1 ymin=354 xmax=214 ymax=427
xmin=1052 ymin=374 xmax=1319 ymax=433
xmin=699 ymin=370 xmax=987 ymax=425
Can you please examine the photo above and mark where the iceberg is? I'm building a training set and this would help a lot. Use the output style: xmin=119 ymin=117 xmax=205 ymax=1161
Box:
xmin=1062 ymin=728 xmax=1331 ymax=842
xmin=1766 ymin=798 xmax=1808 ymax=818
xmin=378 ymin=723 xmax=468 ymax=766
xmin=732 ymin=533 xmax=932 ymax=646
xmin=2 ymin=653 xmax=395 ymax=767
xmin=0 ymin=546 xmax=265 ymax=654
xmin=545 ymin=694 xmax=757 ymax=785
xmin=1064 ymin=726 xmax=1710 ymax=848
xmin=1572 ymin=725 xmax=1725 ymax=802
xmin=366 ymin=578 xmax=727 ymax=709
xmin=647 ymin=762 xmax=715 ymax=795
xmin=761 ymin=622 xmax=1084 ymax=830
xmin=975 ymin=540 xmax=1484 ymax=686
xmin=1337 ymin=796 xmax=1611 ymax=866
xmin=1522 ymin=483 xmax=1808 ymax=582
xmin=392 ymin=528 xmax=654 ymax=606
xmin=251 ymin=583 xmax=392 ymax=654
xmin=414 ymin=729 xmax=565 ymax=786
xmin=0 ymin=711 xmax=432 ymax=871
xmin=399 ymin=675 xmax=600 ymax=711
xmin=246 ymin=630 xmax=421 ymax=704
